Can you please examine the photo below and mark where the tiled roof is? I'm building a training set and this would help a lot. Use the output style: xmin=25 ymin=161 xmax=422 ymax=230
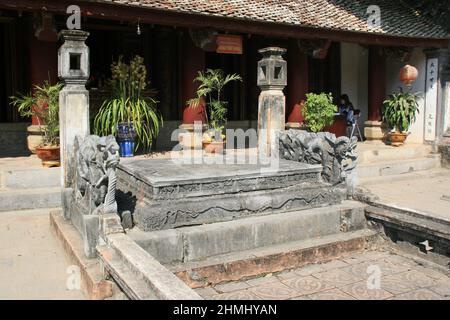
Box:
xmin=96 ymin=0 xmax=449 ymax=39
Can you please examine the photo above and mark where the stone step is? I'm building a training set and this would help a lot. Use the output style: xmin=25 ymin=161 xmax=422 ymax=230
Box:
xmin=357 ymin=156 xmax=441 ymax=179
xmin=0 ymin=187 xmax=61 ymax=211
xmin=97 ymin=245 xmax=158 ymax=300
xmin=99 ymin=233 xmax=202 ymax=300
xmin=170 ymin=228 xmax=379 ymax=287
xmin=0 ymin=167 xmax=60 ymax=189
xmin=49 ymin=210 xmax=115 ymax=300
xmin=357 ymin=143 xmax=433 ymax=164
xmin=128 ymin=201 xmax=368 ymax=264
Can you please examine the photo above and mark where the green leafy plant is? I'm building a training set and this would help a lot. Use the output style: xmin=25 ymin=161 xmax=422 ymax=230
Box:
xmin=94 ymin=55 xmax=162 ymax=151
xmin=382 ymin=88 xmax=420 ymax=133
xmin=301 ymin=92 xmax=337 ymax=133
xmin=10 ymin=81 xmax=63 ymax=146
xmin=188 ymin=69 xmax=241 ymax=141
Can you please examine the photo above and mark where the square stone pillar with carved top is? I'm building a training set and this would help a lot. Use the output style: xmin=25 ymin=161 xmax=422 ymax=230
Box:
xmin=58 ymin=30 xmax=90 ymax=188
xmin=257 ymin=47 xmax=287 ymax=158
xmin=437 ymin=47 xmax=450 ymax=139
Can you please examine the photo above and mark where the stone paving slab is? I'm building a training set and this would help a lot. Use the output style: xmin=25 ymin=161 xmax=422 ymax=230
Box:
xmin=196 ymin=249 xmax=450 ymax=300
xmin=391 ymin=288 xmax=444 ymax=300
xmin=307 ymin=288 xmax=355 ymax=300
xmin=360 ymin=169 xmax=450 ymax=222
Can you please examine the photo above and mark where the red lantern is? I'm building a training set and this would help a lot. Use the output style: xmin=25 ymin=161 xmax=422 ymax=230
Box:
xmin=399 ymin=65 xmax=418 ymax=86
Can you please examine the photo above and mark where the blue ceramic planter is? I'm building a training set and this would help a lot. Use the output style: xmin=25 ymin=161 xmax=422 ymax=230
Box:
xmin=117 ymin=122 xmax=137 ymax=157
xmin=118 ymin=139 xmax=135 ymax=157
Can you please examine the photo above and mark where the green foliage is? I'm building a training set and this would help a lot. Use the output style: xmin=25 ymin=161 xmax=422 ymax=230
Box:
xmin=10 ymin=81 xmax=63 ymax=146
xmin=382 ymin=88 xmax=420 ymax=133
xmin=188 ymin=69 xmax=242 ymax=138
xmin=94 ymin=55 xmax=162 ymax=151
xmin=301 ymin=93 xmax=337 ymax=133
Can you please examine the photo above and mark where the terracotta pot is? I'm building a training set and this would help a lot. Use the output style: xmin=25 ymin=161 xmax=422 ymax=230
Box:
xmin=35 ymin=145 xmax=60 ymax=167
xmin=202 ymin=141 xmax=225 ymax=154
xmin=388 ymin=132 xmax=408 ymax=147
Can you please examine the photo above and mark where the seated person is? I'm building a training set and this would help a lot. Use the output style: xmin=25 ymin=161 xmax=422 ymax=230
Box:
xmin=338 ymin=94 xmax=355 ymax=126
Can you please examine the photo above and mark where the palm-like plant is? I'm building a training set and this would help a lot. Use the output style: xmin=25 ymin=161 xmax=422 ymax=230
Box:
xmin=94 ymin=55 xmax=162 ymax=151
xmin=382 ymin=88 xmax=420 ymax=133
xmin=188 ymin=69 xmax=242 ymax=135
xmin=10 ymin=81 xmax=63 ymax=146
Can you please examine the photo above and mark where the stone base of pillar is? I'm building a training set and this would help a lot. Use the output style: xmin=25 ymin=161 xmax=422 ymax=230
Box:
xmin=364 ymin=120 xmax=385 ymax=141
xmin=438 ymin=137 xmax=450 ymax=168
xmin=178 ymin=123 xmax=207 ymax=149
xmin=59 ymin=88 xmax=90 ymax=187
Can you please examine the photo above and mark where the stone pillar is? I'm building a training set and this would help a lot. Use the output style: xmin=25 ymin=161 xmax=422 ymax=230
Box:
xmin=425 ymin=47 xmax=450 ymax=140
xmin=442 ymin=66 xmax=450 ymax=138
xmin=438 ymin=46 xmax=450 ymax=167
xmin=179 ymin=31 xmax=207 ymax=149
xmin=364 ymin=46 xmax=386 ymax=141
xmin=286 ymin=40 xmax=308 ymax=128
xmin=257 ymin=47 xmax=287 ymax=157
xmin=58 ymin=30 xmax=90 ymax=188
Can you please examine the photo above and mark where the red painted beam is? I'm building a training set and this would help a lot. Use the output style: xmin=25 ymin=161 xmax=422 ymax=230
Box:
xmin=0 ymin=0 xmax=448 ymax=48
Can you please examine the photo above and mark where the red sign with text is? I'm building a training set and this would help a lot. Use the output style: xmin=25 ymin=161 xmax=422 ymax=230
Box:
xmin=216 ymin=34 xmax=243 ymax=54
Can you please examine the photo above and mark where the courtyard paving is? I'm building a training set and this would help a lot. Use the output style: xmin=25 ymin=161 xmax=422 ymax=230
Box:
xmin=0 ymin=209 xmax=85 ymax=300
xmin=360 ymin=168 xmax=450 ymax=222
xmin=194 ymin=250 xmax=450 ymax=300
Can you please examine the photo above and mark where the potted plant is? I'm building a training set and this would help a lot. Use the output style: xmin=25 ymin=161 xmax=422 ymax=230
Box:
xmin=301 ymin=92 xmax=337 ymax=133
xmin=10 ymin=81 xmax=63 ymax=167
xmin=188 ymin=69 xmax=241 ymax=153
xmin=94 ymin=55 xmax=162 ymax=157
xmin=382 ymin=88 xmax=420 ymax=146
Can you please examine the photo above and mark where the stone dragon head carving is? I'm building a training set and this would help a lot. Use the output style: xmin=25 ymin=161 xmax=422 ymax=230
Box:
xmin=279 ymin=130 xmax=358 ymax=186
xmin=73 ymin=135 xmax=120 ymax=214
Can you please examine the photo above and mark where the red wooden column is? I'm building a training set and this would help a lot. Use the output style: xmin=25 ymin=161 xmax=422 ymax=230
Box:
xmin=181 ymin=32 xmax=206 ymax=124
xmin=29 ymin=18 xmax=58 ymax=125
xmin=365 ymin=46 xmax=386 ymax=140
xmin=286 ymin=40 xmax=308 ymax=127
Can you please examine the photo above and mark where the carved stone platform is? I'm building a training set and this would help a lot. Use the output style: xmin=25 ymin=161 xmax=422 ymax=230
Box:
xmin=117 ymin=158 xmax=347 ymax=231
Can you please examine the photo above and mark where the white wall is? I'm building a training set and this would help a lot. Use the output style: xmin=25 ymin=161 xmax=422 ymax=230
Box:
xmin=341 ymin=43 xmax=368 ymax=131
xmin=385 ymin=48 xmax=427 ymax=144
xmin=341 ymin=44 xmax=427 ymax=144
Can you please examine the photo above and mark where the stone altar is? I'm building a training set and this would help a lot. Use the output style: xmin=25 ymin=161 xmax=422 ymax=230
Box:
xmin=117 ymin=158 xmax=347 ymax=232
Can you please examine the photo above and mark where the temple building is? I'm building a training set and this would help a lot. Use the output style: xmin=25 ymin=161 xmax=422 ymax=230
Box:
xmin=0 ymin=0 xmax=449 ymax=154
